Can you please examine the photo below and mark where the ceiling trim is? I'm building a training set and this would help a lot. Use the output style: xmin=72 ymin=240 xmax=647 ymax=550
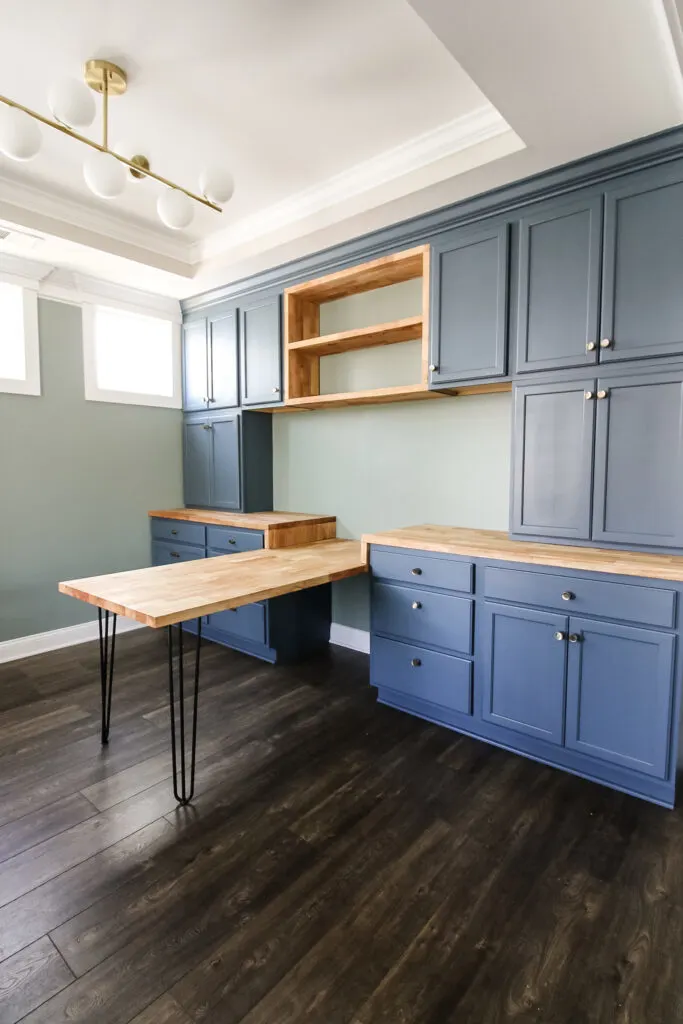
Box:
xmin=653 ymin=0 xmax=683 ymax=105
xmin=193 ymin=104 xmax=513 ymax=262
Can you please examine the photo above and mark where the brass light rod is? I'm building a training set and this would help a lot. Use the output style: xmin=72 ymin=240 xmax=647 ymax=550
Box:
xmin=0 ymin=93 xmax=221 ymax=213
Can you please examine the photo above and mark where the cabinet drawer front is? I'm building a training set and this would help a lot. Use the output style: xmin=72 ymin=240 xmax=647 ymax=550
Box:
xmin=151 ymin=518 xmax=206 ymax=548
xmin=206 ymin=526 xmax=264 ymax=553
xmin=209 ymin=603 xmax=266 ymax=644
xmin=152 ymin=541 xmax=205 ymax=566
xmin=373 ymin=582 xmax=472 ymax=654
xmin=371 ymin=636 xmax=472 ymax=715
xmin=483 ymin=566 xmax=675 ymax=628
xmin=371 ymin=548 xmax=473 ymax=593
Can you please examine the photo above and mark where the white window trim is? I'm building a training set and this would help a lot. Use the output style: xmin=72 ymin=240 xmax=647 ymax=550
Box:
xmin=82 ymin=303 xmax=182 ymax=409
xmin=0 ymin=284 xmax=41 ymax=397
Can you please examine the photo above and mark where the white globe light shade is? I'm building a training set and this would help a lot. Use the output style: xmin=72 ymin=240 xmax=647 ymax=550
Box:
xmin=48 ymin=78 xmax=96 ymax=129
xmin=199 ymin=168 xmax=234 ymax=205
xmin=83 ymin=151 xmax=126 ymax=198
xmin=157 ymin=188 xmax=194 ymax=230
xmin=0 ymin=107 xmax=42 ymax=161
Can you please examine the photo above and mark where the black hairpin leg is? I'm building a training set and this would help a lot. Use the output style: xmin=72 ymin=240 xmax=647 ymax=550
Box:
xmin=167 ymin=619 xmax=202 ymax=805
xmin=98 ymin=608 xmax=117 ymax=744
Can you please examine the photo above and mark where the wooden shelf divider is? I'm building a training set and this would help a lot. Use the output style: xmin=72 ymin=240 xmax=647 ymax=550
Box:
xmin=288 ymin=315 xmax=424 ymax=356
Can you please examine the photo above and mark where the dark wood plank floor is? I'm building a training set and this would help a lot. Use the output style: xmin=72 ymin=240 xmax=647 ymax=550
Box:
xmin=1 ymin=630 xmax=682 ymax=1023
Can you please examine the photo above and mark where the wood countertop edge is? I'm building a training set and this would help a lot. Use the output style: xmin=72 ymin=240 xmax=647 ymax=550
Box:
xmin=361 ymin=527 xmax=683 ymax=583
xmin=148 ymin=509 xmax=337 ymax=530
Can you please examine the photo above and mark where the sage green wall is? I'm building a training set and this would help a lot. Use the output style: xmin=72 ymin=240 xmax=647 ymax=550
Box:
xmin=273 ymin=282 xmax=512 ymax=631
xmin=0 ymin=299 xmax=183 ymax=643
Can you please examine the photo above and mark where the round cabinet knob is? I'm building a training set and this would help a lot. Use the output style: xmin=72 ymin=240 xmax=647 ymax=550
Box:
xmin=170 ymin=551 xmax=180 ymax=558
xmin=411 ymin=658 xmax=422 ymax=667
xmin=171 ymin=529 xmax=178 ymax=535
xmin=568 ymin=633 xmax=582 ymax=643
xmin=561 ymin=591 xmax=575 ymax=601
xmin=208 ymin=397 xmax=216 ymax=403
xmin=202 ymin=397 xmax=209 ymax=403
xmin=272 ymin=386 xmax=280 ymax=393
xmin=411 ymin=601 xmax=422 ymax=610
xmin=228 ymin=538 xmax=236 ymax=545
xmin=202 ymin=423 xmax=212 ymax=430
xmin=553 ymin=631 xmax=566 ymax=641
xmin=586 ymin=341 xmax=596 ymax=352
xmin=411 ymin=568 xmax=422 ymax=576
xmin=429 ymin=364 xmax=437 ymax=372
xmin=600 ymin=338 xmax=612 ymax=349
xmin=597 ymin=389 xmax=609 ymax=400
xmin=584 ymin=391 xmax=595 ymax=400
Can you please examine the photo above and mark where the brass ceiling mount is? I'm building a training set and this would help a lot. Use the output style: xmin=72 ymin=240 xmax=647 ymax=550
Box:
xmin=84 ymin=59 xmax=128 ymax=96
xmin=129 ymin=155 xmax=150 ymax=180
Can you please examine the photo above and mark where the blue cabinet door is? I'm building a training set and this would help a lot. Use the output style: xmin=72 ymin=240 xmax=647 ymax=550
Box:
xmin=182 ymin=319 xmax=209 ymax=412
xmin=591 ymin=371 xmax=683 ymax=548
xmin=511 ymin=380 xmax=595 ymax=540
xmin=429 ymin=223 xmax=508 ymax=385
xmin=239 ymin=293 xmax=282 ymax=406
xmin=183 ymin=417 xmax=212 ymax=507
xmin=601 ymin=163 xmax=683 ymax=362
xmin=515 ymin=194 xmax=602 ymax=373
xmin=210 ymin=413 xmax=242 ymax=510
xmin=566 ymin=618 xmax=675 ymax=778
xmin=480 ymin=602 xmax=568 ymax=745
xmin=209 ymin=309 xmax=239 ymax=409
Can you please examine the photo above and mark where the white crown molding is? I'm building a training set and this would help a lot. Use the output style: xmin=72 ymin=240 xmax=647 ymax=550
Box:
xmin=0 ymin=617 xmax=144 ymax=665
xmin=194 ymin=104 xmax=513 ymax=262
xmin=0 ymin=251 xmax=54 ymax=287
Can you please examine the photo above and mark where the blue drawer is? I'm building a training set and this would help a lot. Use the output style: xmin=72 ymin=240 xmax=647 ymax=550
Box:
xmin=151 ymin=518 xmax=206 ymax=548
xmin=206 ymin=526 xmax=264 ymax=554
xmin=371 ymin=636 xmax=472 ymax=715
xmin=372 ymin=581 xmax=473 ymax=654
xmin=208 ymin=602 xmax=266 ymax=644
xmin=371 ymin=548 xmax=473 ymax=593
xmin=152 ymin=541 xmax=205 ymax=566
xmin=483 ymin=565 xmax=676 ymax=628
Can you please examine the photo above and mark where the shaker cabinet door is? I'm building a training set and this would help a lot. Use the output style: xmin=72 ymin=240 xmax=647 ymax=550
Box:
xmin=511 ymin=380 xmax=595 ymax=540
xmin=240 ymin=293 xmax=283 ymax=406
xmin=515 ymin=194 xmax=602 ymax=373
xmin=429 ymin=223 xmax=509 ymax=385
xmin=183 ymin=417 xmax=212 ymax=507
xmin=209 ymin=309 xmax=239 ymax=410
xmin=601 ymin=163 xmax=683 ymax=362
xmin=591 ymin=371 xmax=683 ymax=548
xmin=182 ymin=319 xmax=209 ymax=412
xmin=210 ymin=413 xmax=242 ymax=510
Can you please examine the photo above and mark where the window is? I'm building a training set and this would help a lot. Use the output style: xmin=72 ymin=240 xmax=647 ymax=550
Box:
xmin=82 ymin=303 xmax=181 ymax=408
xmin=0 ymin=281 xmax=40 ymax=396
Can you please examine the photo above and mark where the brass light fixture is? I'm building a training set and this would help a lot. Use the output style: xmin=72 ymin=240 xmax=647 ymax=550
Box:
xmin=0 ymin=59 xmax=234 ymax=229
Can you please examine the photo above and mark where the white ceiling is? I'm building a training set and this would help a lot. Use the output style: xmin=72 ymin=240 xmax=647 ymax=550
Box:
xmin=1 ymin=0 xmax=683 ymax=299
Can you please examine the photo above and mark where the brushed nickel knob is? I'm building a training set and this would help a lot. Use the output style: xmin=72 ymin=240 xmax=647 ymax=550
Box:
xmin=272 ymin=386 xmax=280 ymax=393
xmin=429 ymin=364 xmax=437 ymax=372
xmin=586 ymin=341 xmax=596 ymax=352
xmin=584 ymin=391 xmax=595 ymax=400
xmin=170 ymin=551 xmax=180 ymax=558
xmin=208 ymin=397 xmax=216 ymax=403
xmin=202 ymin=397 xmax=209 ymax=403
xmin=411 ymin=601 xmax=422 ymax=610
xmin=171 ymin=529 xmax=178 ymax=535
xmin=568 ymin=633 xmax=581 ymax=643
xmin=600 ymin=338 xmax=612 ymax=349
xmin=411 ymin=658 xmax=422 ymax=667
xmin=411 ymin=568 xmax=422 ymax=576
xmin=553 ymin=631 xmax=566 ymax=641
xmin=597 ymin=389 xmax=609 ymax=399
xmin=202 ymin=423 xmax=212 ymax=430
xmin=228 ymin=538 xmax=236 ymax=545
xmin=561 ymin=591 xmax=574 ymax=601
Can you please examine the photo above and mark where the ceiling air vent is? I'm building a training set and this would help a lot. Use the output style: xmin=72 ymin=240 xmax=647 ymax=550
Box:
xmin=0 ymin=228 xmax=11 ymax=241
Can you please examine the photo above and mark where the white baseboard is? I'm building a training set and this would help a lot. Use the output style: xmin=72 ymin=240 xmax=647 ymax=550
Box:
xmin=0 ymin=617 xmax=145 ymax=665
xmin=329 ymin=623 xmax=370 ymax=654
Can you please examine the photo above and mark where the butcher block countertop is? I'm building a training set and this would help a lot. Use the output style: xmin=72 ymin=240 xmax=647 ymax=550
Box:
xmin=149 ymin=508 xmax=337 ymax=549
xmin=59 ymin=539 xmax=366 ymax=628
xmin=361 ymin=525 xmax=683 ymax=583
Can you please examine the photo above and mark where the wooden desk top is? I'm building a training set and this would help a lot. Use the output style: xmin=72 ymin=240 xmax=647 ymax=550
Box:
xmin=361 ymin=525 xmax=683 ymax=582
xmin=59 ymin=540 xmax=367 ymax=628
xmin=148 ymin=509 xmax=337 ymax=549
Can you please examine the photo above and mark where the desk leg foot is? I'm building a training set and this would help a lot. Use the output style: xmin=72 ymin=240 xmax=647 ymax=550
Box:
xmin=168 ymin=620 xmax=202 ymax=805
xmin=98 ymin=609 xmax=117 ymax=744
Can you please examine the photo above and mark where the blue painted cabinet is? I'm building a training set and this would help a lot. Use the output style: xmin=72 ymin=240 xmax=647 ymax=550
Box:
xmin=429 ymin=222 xmax=509 ymax=386
xmin=480 ymin=602 xmax=567 ymax=745
xmin=565 ymin=618 xmax=675 ymax=778
xmin=182 ymin=416 xmax=213 ymax=507
xmin=239 ymin=292 xmax=283 ymax=407
xmin=511 ymin=380 xmax=594 ymax=540
xmin=182 ymin=306 xmax=239 ymax=412
xmin=183 ymin=411 xmax=240 ymax=510
xmin=515 ymin=195 xmax=602 ymax=373
xmin=182 ymin=319 xmax=209 ymax=412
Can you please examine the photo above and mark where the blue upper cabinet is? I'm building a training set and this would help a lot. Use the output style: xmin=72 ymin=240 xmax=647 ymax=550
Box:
xmin=208 ymin=309 xmax=239 ymax=410
xmin=565 ymin=618 xmax=675 ymax=778
xmin=239 ymin=292 xmax=283 ymax=407
xmin=511 ymin=380 xmax=595 ymax=540
xmin=591 ymin=370 xmax=683 ymax=548
xmin=182 ymin=318 xmax=209 ymax=412
xmin=429 ymin=222 xmax=509 ymax=386
xmin=515 ymin=195 xmax=602 ymax=373
xmin=601 ymin=163 xmax=683 ymax=363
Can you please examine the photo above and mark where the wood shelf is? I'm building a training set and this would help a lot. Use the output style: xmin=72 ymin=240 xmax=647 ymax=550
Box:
xmin=288 ymin=316 xmax=424 ymax=356
xmin=286 ymin=245 xmax=427 ymax=302
xmin=248 ymin=380 xmax=511 ymax=412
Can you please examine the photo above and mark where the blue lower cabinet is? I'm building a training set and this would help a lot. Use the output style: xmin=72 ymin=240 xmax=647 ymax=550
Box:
xmin=480 ymin=602 xmax=568 ymax=745
xmin=371 ymin=636 xmax=472 ymax=715
xmin=207 ymin=603 xmax=267 ymax=646
xmin=151 ymin=540 xmax=204 ymax=566
xmin=372 ymin=581 xmax=473 ymax=654
xmin=565 ymin=618 xmax=675 ymax=778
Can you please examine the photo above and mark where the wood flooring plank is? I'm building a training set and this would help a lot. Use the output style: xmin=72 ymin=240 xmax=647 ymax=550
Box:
xmin=0 ymin=792 xmax=97 ymax=864
xmin=0 ymin=936 xmax=73 ymax=1024
xmin=128 ymin=993 xmax=192 ymax=1024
